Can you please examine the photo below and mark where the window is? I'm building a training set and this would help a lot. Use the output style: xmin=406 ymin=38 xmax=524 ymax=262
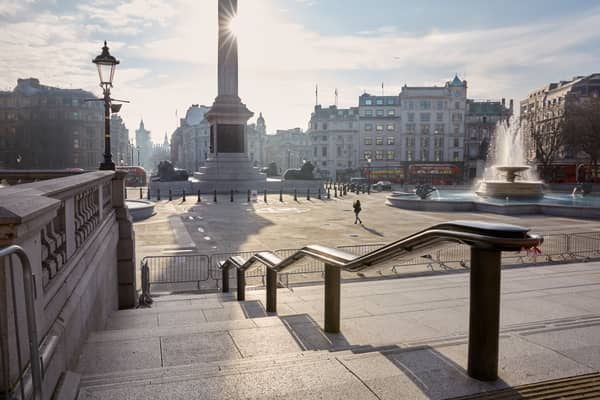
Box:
xmin=387 ymin=109 xmax=395 ymax=116
xmin=436 ymin=112 xmax=443 ymax=122
xmin=386 ymin=124 xmax=395 ymax=131
xmin=420 ymin=137 xmax=430 ymax=148
xmin=387 ymin=137 xmax=395 ymax=145
xmin=434 ymin=124 xmax=444 ymax=134
xmin=375 ymin=150 xmax=384 ymax=160
xmin=453 ymin=138 xmax=460 ymax=147
xmin=376 ymin=99 xmax=384 ymax=105
xmin=322 ymin=146 xmax=327 ymax=157
xmin=322 ymin=161 xmax=327 ymax=166
xmin=387 ymin=98 xmax=395 ymax=105
xmin=376 ymin=109 xmax=384 ymax=117
xmin=452 ymin=113 xmax=462 ymax=122
xmin=365 ymin=109 xmax=373 ymax=117
xmin=434 ymin=137 xmax=444 ymax=147
xmin=453 ymin=151 xmax=460 ymax=161
xmin=348 ymin=122 xmax=353 ymax=129
xmin=406 ymin=137 xmax=415 ymax=147
xmin=406 ymin=123 xmax=416 ymax=134
xmin=375 ymin=137 xmax=384 ymax=145
xmin=435 ymin=150 xmax=443 ymax=162
xmin=455 ymin=101 xmax=460 ymax=109
xmin=421 ymin=124 xmax=430 ymax=135
xmin=364 ymin=123 xmax=373 ymax=131
xmin=420 ymin=100 xmax=431 ymax=110
xmin=363 ymin=151 xmax=372 ymax=160
xmin=420 ymin=148 xmax=429 ymax=161
xmin=386 ymin=150 xmax=395 ymax=160
xmin=408 ymin=113 xmax=415 ymax=122
xmin=322 ymin=123 xmax=328 ymax=130
xmin=420 ymin=113 xmax=431 ymax=122
xmin=454 ymin=125 xmax=460 ymax=135
xmin=73 ymin=138 xmax=79 ymax=149
xmin=376 ymin=124 xmax=384 ymax=131
xmin=365 ymin=99 xmax=372 ymax=105
xmin=408 ymin=101 xmax=414 ymax=110
xmin=436 ymin=100 xmax=444 ymax=110
xmin=337 ymin=146 xmax=342 ymax=157
xmin=322 ymin=135 xmax=328 ymax=141
xmin=364 ymin=137 xmax=373 ymax=145
xmin=407 ymin=151 xmax=414 ymax=161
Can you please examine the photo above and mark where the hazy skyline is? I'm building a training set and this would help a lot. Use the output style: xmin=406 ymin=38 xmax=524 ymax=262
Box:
xmin=2 ymin=0 xmax=600 ymax=143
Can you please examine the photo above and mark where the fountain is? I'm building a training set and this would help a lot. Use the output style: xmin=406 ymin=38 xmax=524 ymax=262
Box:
xmin=385 ymin=116 xmax=600 ymax=218
xmin=475 ymin=117 xmax=544 ymax=198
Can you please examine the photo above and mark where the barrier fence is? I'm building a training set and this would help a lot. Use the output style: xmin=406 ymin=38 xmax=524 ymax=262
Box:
xmin=141 ymin=231 xmax=600 ymax=293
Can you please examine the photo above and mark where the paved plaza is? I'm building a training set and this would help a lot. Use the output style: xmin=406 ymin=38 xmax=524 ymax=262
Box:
xmin=134 ymin=191 xmax=600 ymax=262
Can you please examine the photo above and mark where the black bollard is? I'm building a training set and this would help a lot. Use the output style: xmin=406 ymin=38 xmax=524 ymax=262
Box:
xmin=168 ymin=188 xmax=172 ymax=201
xmin=214 ymin=189 xmax=217 ymax=203
xmin=279 ymin=188 xmax=283 ymax=202
xmin=157 ymin=188 xmax=161 ymax=201
xmin=263 ymin=189 xmax=267 ymax=202
xmin=247 ymin=189 xmax=251 ymax=203
xmin=367 ymin=184 xmax=371 ymax=195
xmin=182 ymin=189 xmax=186 ymax=202
xmin=334 ymin=186 xmax=338 ymax=197
xmin=294 ymin=189 xmax=297 ymax=201
xmin=125 ymin=188 xmax=128 ymax=199
xmin=139 ymin=187 xmax=143 ymax=199
xmin=231 ymin=189 xmax=234 ymax=202
xmin=327 ymin=187 xmax=331 ymax=199
xmin=318 ymin=188 xmax=322 ymax=200
xmin=307 ymin=188 xmax=310 ymax=200
xmin=343 ymin=184 xmax=347 ymax=196
xmin=197 ymin=190 xmax=201 ymax=203
xmin=147 ymin=188 xmax=151 ymax=200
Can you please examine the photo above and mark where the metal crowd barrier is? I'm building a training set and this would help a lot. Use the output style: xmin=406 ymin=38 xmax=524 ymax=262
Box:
xmin=140 ymin=231 xmax=600 ymax=295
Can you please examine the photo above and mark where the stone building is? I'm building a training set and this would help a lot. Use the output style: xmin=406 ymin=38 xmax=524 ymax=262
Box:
xmin=264 ymin=128 xmax=311 ymax=175
xmin=247 ymin=112 xmax=267 ymax=167
xmin=307 ymin=105 xmax=360 ymax=180
xmin=0 ymin=78 xmax=104 ymax=170
xmin=520 ymin=73 xmax=600 ymax=162
xmin=135 ymin=119 xmax=153 ymax=171
xmin=357 ymin=94 xmax=402 ymax=182
xmin=110 ymin=115 xmax=131 ymax=166
xmin=170 ymin=104 xmax=210 ymax=172
xmin=464 ymin=99 xmax=513 ymax=179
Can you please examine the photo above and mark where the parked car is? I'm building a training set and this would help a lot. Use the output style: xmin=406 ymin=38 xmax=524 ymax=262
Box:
xmin=372 ymin=180 xmax=393 ymax=191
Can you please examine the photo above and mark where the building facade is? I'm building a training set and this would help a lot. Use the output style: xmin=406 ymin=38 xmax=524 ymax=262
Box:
xmin=0 ymin=78 xmax=104 ymax=170
xmin=247 ymin=112 xmax=267 ymax=167
xmin=307 ymin=105 xmax=360 ymax=180
xmin=464 ymin=99 xmax=513 ymax=179
xmin=520 ymin=73 xmax=600 ymax=163
xmin=110 ymin=114 xmax=131 ymax=166
xmin=135 ymin=119 xmax=153 ymax=171
xmin=170 ymin=104 xmax=210 ymax=172
xmin=264 ymin=128 xmax=311 ymax=175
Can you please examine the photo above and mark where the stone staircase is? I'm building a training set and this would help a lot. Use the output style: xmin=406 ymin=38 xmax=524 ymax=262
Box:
xmin=74 ymin=292 xmax=376 ymax=399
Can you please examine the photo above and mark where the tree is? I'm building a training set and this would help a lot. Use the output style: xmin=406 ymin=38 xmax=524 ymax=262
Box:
xmin=521 ymin=104 xmax=566 ymax=181
xmin=563 ymin=96 xmax=600 ymax=181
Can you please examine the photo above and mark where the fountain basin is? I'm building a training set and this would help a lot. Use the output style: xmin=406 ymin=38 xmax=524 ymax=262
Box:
xmin=476 ymin=181 xmax=544 ymax=199
xmin=126 ymin=199 xmax=155 ymax=221
xmin=386 ymin=190 xmax=600 ymax=219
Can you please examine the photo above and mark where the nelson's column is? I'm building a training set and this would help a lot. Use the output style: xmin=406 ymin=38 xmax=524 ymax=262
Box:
xmin=193 ymin=0 xmax=266 ymax=190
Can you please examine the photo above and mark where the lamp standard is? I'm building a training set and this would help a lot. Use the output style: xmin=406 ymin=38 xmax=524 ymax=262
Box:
xmin=92 ymin=41 xmax=120 ymax=170
xmin=137 ymin=146 xmax=141 ymax=166
xmin=366 ymin=157 xmax=372 ymax=186
xmin=129 ymin=141 xmax=134 ymax=165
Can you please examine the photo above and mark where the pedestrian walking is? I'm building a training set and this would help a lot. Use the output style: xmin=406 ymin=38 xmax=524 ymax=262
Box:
xmin=353 ymin=199 xmax=362 ymax=224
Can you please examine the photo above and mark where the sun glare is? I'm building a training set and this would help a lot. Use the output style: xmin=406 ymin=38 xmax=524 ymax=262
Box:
xmin=228 ymin=15 xmax=240 ymax=37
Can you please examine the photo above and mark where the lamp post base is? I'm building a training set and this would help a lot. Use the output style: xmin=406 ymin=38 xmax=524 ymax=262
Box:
xmin=99 ymin=161 xmax=116 ymax=171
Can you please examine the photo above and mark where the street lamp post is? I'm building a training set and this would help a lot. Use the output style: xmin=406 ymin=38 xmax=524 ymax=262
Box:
xmin=93 ymin=41 xmax=120 ymax=171
xmin=137 ymin=147 xmax=141 ymax=166
xmin=366 ymin=157 xmax=372 ymax=186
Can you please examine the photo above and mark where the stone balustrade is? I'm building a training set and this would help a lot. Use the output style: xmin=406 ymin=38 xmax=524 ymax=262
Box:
xmin=0 ymin=170 xmax=136 ymax=399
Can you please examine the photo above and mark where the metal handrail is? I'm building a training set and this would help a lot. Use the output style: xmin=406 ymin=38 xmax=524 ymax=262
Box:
xmin=274 ymin=221 xmax=543 ymax=273
xmin=0 ymin=245 xmax=42 ymax=400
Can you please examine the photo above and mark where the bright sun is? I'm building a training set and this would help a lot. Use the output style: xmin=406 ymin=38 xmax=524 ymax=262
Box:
xmin=228 ymin=15 xmax=240 ymax=36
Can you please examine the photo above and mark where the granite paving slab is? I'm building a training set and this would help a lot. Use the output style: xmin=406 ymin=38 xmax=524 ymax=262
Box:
xmin=160 ymin=331 xmax=242 ymax=366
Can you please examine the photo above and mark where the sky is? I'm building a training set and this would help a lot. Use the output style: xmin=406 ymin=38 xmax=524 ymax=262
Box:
xmin=1 ymin=0 xmax=600 ymax=143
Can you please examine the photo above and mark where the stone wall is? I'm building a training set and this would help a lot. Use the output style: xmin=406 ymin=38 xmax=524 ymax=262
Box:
xmin=0 ymin=170 xmax=135 ymax=399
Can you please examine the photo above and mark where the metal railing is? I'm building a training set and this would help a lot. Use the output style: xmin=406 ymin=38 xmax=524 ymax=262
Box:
xmin=0 ymin=245 xmax=42 ymax=400
xmin=139 ymin=230 xmax=600 ymax=298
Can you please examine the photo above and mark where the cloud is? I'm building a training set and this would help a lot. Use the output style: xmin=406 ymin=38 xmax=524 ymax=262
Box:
xmin=2 ymin=0 xmax=600 ymax=143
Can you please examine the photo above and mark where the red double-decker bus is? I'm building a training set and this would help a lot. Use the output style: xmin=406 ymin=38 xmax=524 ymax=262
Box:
xmin=408 ymin=163 xmax=462 ymax=185
xmin=116 ymin=166 xmax=147 ymax=187
xmin=537 ymin=163 xmax=600 ymax=183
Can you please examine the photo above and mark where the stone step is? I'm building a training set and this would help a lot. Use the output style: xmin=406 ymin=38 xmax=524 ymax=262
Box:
xmin=80 ymin=348 xmax=338 ymax=389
